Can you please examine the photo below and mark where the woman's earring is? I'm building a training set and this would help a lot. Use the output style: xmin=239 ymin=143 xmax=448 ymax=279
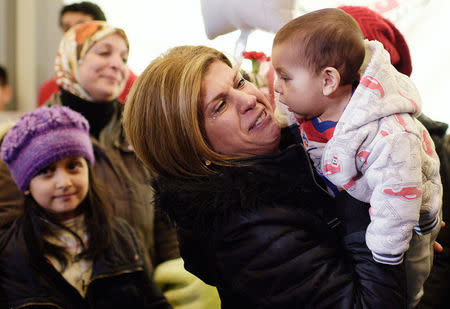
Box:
xmin=204 ymin=160 xmax=211 ymax=166
xmin=24 ymin=190 xmax=30 ymax=195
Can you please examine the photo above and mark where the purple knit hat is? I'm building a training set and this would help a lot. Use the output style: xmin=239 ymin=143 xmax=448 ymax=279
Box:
xmin=1 ymin=105 xmax=95 ymax=192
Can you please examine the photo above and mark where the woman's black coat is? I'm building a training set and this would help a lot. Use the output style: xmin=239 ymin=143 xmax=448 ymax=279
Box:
xmin=418 ymin=114 xmax=450 ymax=308
xmin=155 ymin=125 xmax=406 ymax=308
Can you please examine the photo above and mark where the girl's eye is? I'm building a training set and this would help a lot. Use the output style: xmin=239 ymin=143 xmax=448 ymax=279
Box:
xmin=37 ymin=168 xmax=49 ymax=175
xmin=37 ymin=166 xmax=54 ymax=176
xmin=67 ymin=161 xmax=82 ymax=171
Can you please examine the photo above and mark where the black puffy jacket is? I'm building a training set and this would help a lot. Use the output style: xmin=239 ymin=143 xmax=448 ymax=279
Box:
xmin=155 ymin=125 xmax=406 ymax=309
xmin=418 ymin=114 xmax=450 ymax=309
xmin=0 ymin=216 xmax=171 ymax=309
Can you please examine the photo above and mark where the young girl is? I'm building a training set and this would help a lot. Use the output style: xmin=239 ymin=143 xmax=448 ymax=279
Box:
xmin=0 ymin=105 xmax=171 ymax=308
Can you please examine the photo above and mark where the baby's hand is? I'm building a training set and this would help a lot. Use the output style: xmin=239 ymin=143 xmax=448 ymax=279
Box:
xmin=434 ymin=241 xmax=443 ymax=253
xmin=433 ymin=221 xmax=446 ymax=253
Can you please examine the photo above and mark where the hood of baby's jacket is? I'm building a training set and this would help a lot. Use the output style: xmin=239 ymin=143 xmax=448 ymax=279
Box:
xmin=342 ymin=40 xmax=422 ymax=130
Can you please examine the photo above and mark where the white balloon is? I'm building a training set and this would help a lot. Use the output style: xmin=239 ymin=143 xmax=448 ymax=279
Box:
xmin=200 ymin=0 xmax=296 ymax=40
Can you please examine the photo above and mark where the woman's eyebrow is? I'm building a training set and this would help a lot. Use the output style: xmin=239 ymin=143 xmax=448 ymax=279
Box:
xmin=206 ymin=91 xmax=226 ymax=108
xmin=206 ymin=70 xmax=237 ymax=106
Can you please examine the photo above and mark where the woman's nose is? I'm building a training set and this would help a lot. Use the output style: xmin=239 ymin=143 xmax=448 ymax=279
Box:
xmin=233 ymin=90 xmax=256 ymax=113
xmin=110 ymin=53 xmax=125 ymax=71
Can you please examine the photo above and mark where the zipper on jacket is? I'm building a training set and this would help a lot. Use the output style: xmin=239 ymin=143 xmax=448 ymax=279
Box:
xmin=15 ymin=301 xmax=63 ymax=309
xmin=87 ymin=266 xmax=144 ymax=288
xmin=300 ymin=145 xmax=334 ymax=197
xmin=299 ymin=145 xmax=342 ymax=229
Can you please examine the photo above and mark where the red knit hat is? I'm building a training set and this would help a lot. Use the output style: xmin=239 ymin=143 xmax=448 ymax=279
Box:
xmin=339 ymin=5 xmax=412 ymax=76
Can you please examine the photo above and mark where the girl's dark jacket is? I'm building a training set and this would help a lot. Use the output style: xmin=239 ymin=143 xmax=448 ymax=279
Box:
xmin=0 ymin=215 xmax=171 ymax=309
xmin=155 ymin=125 xmax=406 ymax=309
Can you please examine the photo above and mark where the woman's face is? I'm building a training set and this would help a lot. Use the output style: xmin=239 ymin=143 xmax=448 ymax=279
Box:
xmin=78 ymin=33 xmax=129 ymax=102
xmin=202 ymin=60 xmax=281 ymax=157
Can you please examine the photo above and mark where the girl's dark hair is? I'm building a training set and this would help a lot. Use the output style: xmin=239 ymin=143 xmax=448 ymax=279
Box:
xmin=23 ymin=166 xmax=112 ymax=270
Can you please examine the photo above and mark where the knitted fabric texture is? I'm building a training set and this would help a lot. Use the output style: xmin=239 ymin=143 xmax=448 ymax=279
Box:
xmin=339 ymin=5 xmax=412 ymax=76
xmin=1 ymin=105 xmax=94 ymax=192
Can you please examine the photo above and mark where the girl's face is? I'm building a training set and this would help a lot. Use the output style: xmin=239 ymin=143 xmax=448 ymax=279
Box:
xmin=29 ymin=156 xmax=89 ymax=222
xmin=201 ymin=60 xmax=281 ymax=157
xmin=78 ymin=33 xmax=129 ymax=102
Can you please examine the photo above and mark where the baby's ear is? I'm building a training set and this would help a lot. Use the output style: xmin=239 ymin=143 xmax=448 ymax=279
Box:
xmin=321 ymin=67 xmax=340 ymax=96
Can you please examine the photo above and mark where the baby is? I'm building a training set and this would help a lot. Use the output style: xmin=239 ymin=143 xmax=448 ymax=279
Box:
xmin=271 ymin=8 xmax=442 ymax=308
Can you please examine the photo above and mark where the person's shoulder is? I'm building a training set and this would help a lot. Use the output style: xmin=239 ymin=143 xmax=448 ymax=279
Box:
xmin=0 ymin=122 xmax=14 ymax=140
xmin=0 ymin=217 xmax=24 ymax=253
xmin=110 ymin=216 xmax=139 ymax=242
xmin=280 ymin=123 xmax=302 ymax=148
xmin=41 ymin=92 xmax=62 ymax=108
xmin=417 ymin=114 xmax=449 ymax=138
xmin=111 ymin=216 xmax=132 ymax=230
xmin=37 ymin=78 xmax=59 ymax=107
xmin=108 ymin=216 xmax=145 ymax=261
xmin=0 ymin=110 xmax=22 ymax=140
xmin=127 ymin=68 xmax=138 ymax=81
xmin=38 ymin=77 xmax=57 ymax=90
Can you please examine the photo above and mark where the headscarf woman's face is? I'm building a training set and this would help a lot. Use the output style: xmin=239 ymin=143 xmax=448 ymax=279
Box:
xmin=77 ymin=33 xmax=128 ymax=102
xmin=55 ymin=21 xmax=129 ymax=102
xmin=201 ymin=60 xmax=281 ymax=157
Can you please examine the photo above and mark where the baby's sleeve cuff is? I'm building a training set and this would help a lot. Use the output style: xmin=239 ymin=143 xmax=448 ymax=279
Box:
xmin=372 ymin=252 xmax=404 ymax=265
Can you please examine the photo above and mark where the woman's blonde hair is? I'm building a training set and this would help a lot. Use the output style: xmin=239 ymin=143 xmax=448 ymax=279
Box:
xmin=123 ymin=45 xmax=236 ymax=179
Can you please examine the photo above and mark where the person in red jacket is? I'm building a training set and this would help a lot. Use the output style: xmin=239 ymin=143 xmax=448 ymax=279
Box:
xmin=37 ymin=1 xmax=136 ymax=106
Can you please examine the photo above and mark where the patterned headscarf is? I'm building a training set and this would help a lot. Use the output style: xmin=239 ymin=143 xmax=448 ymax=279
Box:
xmin=54 ymin=21 xmax=129 ymax=101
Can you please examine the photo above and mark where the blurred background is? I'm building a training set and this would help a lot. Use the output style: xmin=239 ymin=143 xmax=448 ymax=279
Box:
xmin=0 ymin=0 xmax=448 ymax=126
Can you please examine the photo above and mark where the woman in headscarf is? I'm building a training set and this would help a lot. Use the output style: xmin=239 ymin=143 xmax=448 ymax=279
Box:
xmin=0 ymin=21 xmax=220 ymax=309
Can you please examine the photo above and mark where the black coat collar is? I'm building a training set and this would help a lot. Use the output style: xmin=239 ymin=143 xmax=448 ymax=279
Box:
xmin=154 ymin=125 xmax=331 ymax=234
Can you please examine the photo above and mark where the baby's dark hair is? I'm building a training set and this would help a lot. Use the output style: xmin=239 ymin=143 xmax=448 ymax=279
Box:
xmin=0 ymin=65 xmax=8 ymax=86
xmin=274 ymin=8 xmax=365 ymax=85
xmin=59 ymin=1 xmax=107 ymax=26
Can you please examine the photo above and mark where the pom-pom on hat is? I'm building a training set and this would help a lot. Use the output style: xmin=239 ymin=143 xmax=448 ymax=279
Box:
xmin=339 ymin=5 xmax=412 ymax=76
xmin=1 ymin=105 xmax=95 ymax=192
